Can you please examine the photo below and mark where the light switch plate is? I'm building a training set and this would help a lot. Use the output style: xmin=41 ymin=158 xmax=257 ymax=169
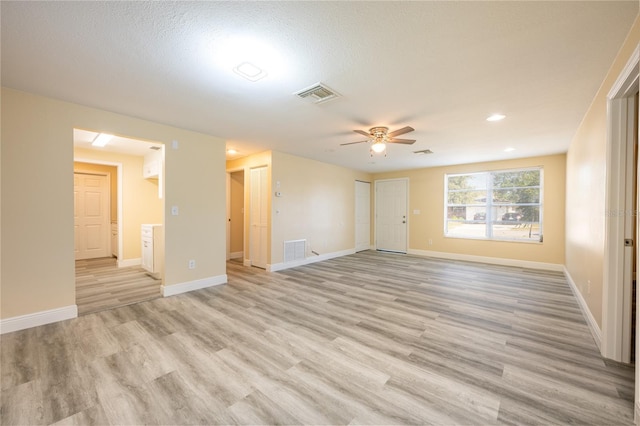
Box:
xmin=171 ymin=206 xmax=179 ymax=215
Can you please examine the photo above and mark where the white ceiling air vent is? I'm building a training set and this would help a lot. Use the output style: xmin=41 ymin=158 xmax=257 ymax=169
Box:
xmin=294 ymin=82 xmax=340 ymax=104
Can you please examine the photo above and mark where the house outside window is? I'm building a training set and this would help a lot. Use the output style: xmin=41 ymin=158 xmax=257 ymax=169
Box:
xmin=445 ymin=167 xmax=543 ymax=242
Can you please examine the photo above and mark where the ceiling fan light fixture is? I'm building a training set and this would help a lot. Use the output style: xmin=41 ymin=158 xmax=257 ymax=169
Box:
xmin=371 ymin=141 xmax=386 ymax=153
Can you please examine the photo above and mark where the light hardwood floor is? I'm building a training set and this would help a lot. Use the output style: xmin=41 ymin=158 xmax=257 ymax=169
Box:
xmin=76 ymin=257 xmax=161 ymax=315
xmin=1 ymin=251 xmax=634 ymax=425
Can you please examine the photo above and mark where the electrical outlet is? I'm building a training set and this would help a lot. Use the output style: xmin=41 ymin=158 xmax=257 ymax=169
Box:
xmin=428 ymin=239 xmax=433 ymax=246
xmin=188 ymin=259 xmax=196 ymax=269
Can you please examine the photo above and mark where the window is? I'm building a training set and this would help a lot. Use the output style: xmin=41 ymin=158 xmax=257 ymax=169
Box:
xmin=445 ymin=167 xmax=543 ymax=242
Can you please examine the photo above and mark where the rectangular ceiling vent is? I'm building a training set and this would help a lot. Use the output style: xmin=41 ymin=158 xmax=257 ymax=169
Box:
xmin=294 ymin=83 xmax=340 ymax=104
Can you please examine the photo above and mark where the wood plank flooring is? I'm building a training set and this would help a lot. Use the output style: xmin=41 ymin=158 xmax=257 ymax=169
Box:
xmin=76 ymin=257 xmax=161 ymax=315
xmin=1 ymin=251 xmax=634 ymax=425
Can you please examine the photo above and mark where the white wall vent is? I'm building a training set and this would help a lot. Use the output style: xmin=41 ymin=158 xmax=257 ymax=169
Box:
xmin=284 ymin=239 xmax=306 ymax=263
xmin=294 ymin=83 xmax=340 ymax=104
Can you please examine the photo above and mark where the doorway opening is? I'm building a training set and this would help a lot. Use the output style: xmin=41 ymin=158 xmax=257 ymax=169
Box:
xmin=227 ymin=169 xmax=245 ymax=263
xmin=73 ymin=128 xmax=165 ymax=315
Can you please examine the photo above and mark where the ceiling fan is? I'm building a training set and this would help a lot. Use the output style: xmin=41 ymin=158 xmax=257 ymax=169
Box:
xmin=341 ymin=126 xmax=416 ymax=155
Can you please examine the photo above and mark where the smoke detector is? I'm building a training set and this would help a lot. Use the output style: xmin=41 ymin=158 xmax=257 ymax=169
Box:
xmin=294 ymin=82 xmax=340 ymax=104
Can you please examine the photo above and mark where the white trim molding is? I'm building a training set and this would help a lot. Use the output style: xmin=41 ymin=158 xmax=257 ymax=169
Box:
xmin=602 ymin=42 xmax=640 ymax=362
xmin=563 ymin=267 xmax=602 ymax=350
xmin=162 ymin=274 xmax=228 ymax=297
xmin=230 ymin=251 xmax=243 ymax=259
xmin=118 ymin=257 xmax=142 ymax=268
xmin=268 ymin=248 xmax=355 ymax=272
xmin=407 ymin=249 xmax=564 ymax=272
xmin=0 ymin=305 xmax=78 ymax=334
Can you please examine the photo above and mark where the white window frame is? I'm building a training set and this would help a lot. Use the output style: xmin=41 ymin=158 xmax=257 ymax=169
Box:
xmin=444 ymin=167 xmax=544 ymax=243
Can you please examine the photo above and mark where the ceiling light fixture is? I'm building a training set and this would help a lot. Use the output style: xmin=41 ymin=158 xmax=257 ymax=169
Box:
xmin=487 ymin=113 xmax=506 ymax=122
xmin=504 ymin=147 xmax=516 ymax=152
xmin=227 ymin=148 xmax=238 ymax=155
xmin=92 ymin=133 xmax=114 ymax=147
xmin=370 ymin=140 xmax=386 ymax=154
xmin=233 ymin=61 xmax=267 ymax=82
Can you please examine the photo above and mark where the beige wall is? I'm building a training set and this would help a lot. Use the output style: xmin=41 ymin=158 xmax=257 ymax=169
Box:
xmin=227 ymin=151 xmax=372 ymax=266
xmin=566 ymin=16 xmax=640 ymax=328
xmin=373 ymin=154 xmax=566 ymax=265
xmin=229 ymin=171 xmax=244 ymax=254
xmin=74 ymin=150 xmax=163 ymax=260
xmin=227 ymin=151 xmax=273 ymax=264
xmin=74 ymin=162 xmax=118 ymax=220
xmin=1 ymin=88 xmax=226 ymax=319
xmin=270 ymin=151 xmax=371 ymax=265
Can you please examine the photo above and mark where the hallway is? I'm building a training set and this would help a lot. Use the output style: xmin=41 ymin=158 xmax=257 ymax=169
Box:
xmin=76 ymin=257 xmax=161 ymax=315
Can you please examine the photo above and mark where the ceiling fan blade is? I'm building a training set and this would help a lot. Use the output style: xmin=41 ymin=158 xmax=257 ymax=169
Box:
xmin=340 ymin=140 xmax=369 ymax=146
xmin=353 ymin=129 xmax=371 ymax=137
xmin=388 ymin=126 xmax=415 ymax=137
xmin=388 ymin=138 xmax=416 ymax=145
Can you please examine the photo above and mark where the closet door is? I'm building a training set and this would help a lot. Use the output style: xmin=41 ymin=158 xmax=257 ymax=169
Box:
xmin=250 ymin=166 xmax=268 ymax=268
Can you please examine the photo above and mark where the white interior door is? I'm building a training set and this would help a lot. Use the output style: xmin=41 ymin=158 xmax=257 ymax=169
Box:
xmin=375 ymin=179 xmax=408 ymax=253
xmin=355 ymin=180 xmax=371 ymax=252
xmin=74 ymin=172 xmax=110 ymax=260
xmin=250 ymin=166 xmax=268 ymax=268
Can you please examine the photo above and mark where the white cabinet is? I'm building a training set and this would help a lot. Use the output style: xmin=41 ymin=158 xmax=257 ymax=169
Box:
xmin=111 ymin=223 xmax=118 ymax=258
xmin=141 ymin=224 xmax=163 ymax=279
xmin=143 ymin=149 xmax=161 ymax=179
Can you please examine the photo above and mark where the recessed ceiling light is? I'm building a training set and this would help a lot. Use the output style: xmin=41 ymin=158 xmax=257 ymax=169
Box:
xmin=212 ymin=36 xmax=286 ymax=81
xmin=504 ymin=147 xmax=516 ymax=152
xmin=92 ymin=133 xmax=114 ymax=147
xmin=227 ymin=149 xmax=238 ymax=155
xmin=487 ymin=113 xmax=506 ymax=122
xmin=233 ymin=62 xmax=267 ymax=82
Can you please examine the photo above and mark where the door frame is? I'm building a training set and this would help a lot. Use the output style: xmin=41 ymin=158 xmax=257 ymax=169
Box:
xmin=75 ymin=158 xmax=123 ymax=264
xmin=603 ymin=44 xmax=639 ymax=364
xmin=374 ymin=178 xmax=409 ymax=253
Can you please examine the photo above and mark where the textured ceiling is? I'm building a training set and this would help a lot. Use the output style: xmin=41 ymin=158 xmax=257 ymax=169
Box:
xmin=2 ymin=1 xmax=637 ymax=172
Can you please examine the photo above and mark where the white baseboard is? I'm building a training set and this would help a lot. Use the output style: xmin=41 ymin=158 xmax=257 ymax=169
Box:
xmin=230 ymin=251 xmax=243 ymax=259
xmin=563 ymin=266 xmax=602 ymax=350
xmin=407 ymin=249 xmax=564 ymax=272
xmin=243 ymin=259 xmax=252 ymax=267
xmin=268 ymin=248 xmax=355 ymax=272
xmin=118 ymin=257 xmax=141 ymax=268
xmin=162 ymin=274 xmax=228 ymax=297
xmin=0 ymin=305 xmax=78 ymax=334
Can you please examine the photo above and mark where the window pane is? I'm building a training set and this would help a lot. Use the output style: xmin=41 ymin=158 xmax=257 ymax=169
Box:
xmin=492 ymin=188 xmax=540 ymax=204
xmin=447 ymin=190 xmax=488 ymax=205
xmin=492 ymin=221 xmax=541 ymax=241
xmin=492 ymin=170 xmax=540 ymax=188
xmin=444 ymin=168 xmax=542 ymax=242
xmin=447 ymin=174 xmax=487 ymax=191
